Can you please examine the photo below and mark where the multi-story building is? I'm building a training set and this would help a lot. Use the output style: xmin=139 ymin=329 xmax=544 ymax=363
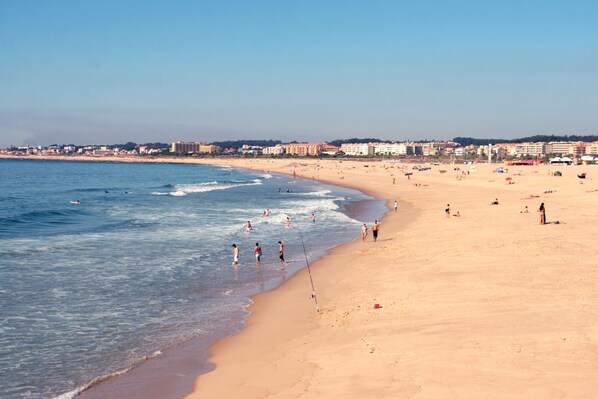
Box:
xmin=172 ymin=141 xmax=203 ymax=153
xmin=262 ymin=145 xmax=285 ymax=155
xmin=586 ymin=142 xmax=598 ymax=155
xmin=283 ymin=143 xmax=322 ymax=156
xmin=199 ymin=144 xmax=221 ymax=154
xmin=340 ymin=143 xmax=375 ymax=156
xmin=373 ymin=143 xmax=403 ymax=156
xmin=171 ymin=142 xmax=220 ymax=154
xmin=514 ymin=142 xmax=550 ymax=156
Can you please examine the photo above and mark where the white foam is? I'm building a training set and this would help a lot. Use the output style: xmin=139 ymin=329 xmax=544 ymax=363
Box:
xmin=166 ymin=180 xmax=263 ymax=196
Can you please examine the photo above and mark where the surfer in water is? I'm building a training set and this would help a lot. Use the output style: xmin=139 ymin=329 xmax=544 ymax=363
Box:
xmin=70 ymin=200 xmax=80 ymax=205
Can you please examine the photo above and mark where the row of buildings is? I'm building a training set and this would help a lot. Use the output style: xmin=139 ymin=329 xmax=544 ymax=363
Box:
xmin=171 ymin=140 xmax=598 ymax=159
xmin=0 ymin=144 xmax=166 ymax=157
xmin=3 ymin=140 xmax=598 ymax=160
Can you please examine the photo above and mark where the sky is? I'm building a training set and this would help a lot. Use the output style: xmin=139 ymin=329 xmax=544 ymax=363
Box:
xmin=0 ymin=0 xmax=597 ymax=147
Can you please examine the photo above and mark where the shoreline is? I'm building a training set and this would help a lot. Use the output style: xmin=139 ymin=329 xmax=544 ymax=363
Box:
xmin=31 ymin=156 xmax=387 ymax=399
xmin=183 ymin=159 xmax=598 ymax=398
xmin=6 ymin=155 xmax=598 ymax=398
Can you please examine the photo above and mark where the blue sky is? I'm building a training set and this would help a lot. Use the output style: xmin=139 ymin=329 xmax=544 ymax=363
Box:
xmin=1 ymin=0 xmax=596 ymax=146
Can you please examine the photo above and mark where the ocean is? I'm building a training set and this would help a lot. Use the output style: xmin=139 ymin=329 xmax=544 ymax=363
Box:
xmin=0 ymin=158 xmax=385 ymax=398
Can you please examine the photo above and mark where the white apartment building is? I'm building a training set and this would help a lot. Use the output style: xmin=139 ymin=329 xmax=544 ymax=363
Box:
xmin=262 ymin=145 xmax=285 ymax=155
xmin=373 ymin=143 xmax=405 ymax=156
xmin=340 ymin=143 xmax=374 ymax=156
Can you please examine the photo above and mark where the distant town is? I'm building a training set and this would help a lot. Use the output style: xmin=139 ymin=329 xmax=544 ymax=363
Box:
xmin=2 ymin=136 xmax=598 ymax=164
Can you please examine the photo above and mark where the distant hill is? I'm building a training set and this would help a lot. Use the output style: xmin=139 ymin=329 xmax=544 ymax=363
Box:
xmin=453 ymin=135 xmax=598 ymax=146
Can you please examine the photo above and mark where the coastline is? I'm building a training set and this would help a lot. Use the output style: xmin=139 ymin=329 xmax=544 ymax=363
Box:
xmin=5 ymin=155 xmax=598 ymax=398
xmin=183 ymin=158 xmax=598 ymax=398
xmin=14 ymin=155 xmax=386 ymax=399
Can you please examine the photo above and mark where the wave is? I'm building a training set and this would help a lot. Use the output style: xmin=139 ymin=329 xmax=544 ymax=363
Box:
xmin=152 ymin=180 xmax=262 ymax=197
xmin=0 ymin=208 xmax=85 ymax=226
xmin=294 ymin=189 xmax=332 ymax=197
xmin=52 ymin=351 xmax=163 ymax=399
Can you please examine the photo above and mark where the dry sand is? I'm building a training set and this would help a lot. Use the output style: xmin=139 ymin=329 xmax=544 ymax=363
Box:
xmin=181 ymin=158 xmax=598 ymax=399
xmin=4 ymin=155 xmax=597 ymax=398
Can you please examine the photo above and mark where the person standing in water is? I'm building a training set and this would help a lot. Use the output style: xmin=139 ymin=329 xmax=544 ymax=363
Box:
xmin=371 ymin=220 xmax=380 ymax=242
xmin=245 ymin=221 xmax=252 ymax=233
xmin=285 ymin=216 xmax=291 ymax=228
xmin=311 ymin=213 xmax=316 ymax=224
xmin=278 ymin=241 xmax=285 ymax=267
xmin=232 ymin=244 xmax=239 ymax=266
xmin=254 ymin=242 xmax=262 ymax=266
xmin=361 ymin=223 xmax=368 ymax=241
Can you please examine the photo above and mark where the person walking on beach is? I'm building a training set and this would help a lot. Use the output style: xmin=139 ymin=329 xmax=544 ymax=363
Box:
xmin=445 ymin=204 xmax=451 ymax=218
xmin=538 ymin=202 xmax=546 ymax=225
xmin=372 ymin=220 xmax=380 ymax=242
xmin=361 ymin=223 xmax=368 ymax=241
xmin=254 ymin=242 xmax=262 ymax=265
xmin=394 ymin=200 xmax=398 ymax=213
xmin=278 ymin=241 xmax=285 ymax=267
xmin=232 ymin=244 xmax=239 ymax=266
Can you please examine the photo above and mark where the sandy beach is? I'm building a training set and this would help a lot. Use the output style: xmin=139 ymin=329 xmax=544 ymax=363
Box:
xmin=180 ymin=157 xmax=598 ymax=398
xmin=4 ymin=155 xmax=598 ymax=398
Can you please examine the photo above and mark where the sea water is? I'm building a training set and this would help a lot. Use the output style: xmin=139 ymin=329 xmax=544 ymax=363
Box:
xmin=0 ymin=158 xmax=385 ymax=398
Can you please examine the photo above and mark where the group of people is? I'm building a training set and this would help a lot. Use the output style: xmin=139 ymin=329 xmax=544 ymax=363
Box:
xmin=233 ymin=209 xmax=319 ymax=267
xmin=361 ymin=220 xmax=380 ymax=242
xmin=231 ymin=241 xmax=285 ymax=268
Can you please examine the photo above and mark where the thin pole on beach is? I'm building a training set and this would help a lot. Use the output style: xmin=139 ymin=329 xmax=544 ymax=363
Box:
xmin=298 ymin=229 xmax=320 ymax=314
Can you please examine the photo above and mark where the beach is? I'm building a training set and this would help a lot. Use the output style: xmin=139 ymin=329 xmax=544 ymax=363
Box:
xmin=3 ymin=155 xmax=598 ymax=398
xmin=181 ymin=158 xmax=598 ymax=398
